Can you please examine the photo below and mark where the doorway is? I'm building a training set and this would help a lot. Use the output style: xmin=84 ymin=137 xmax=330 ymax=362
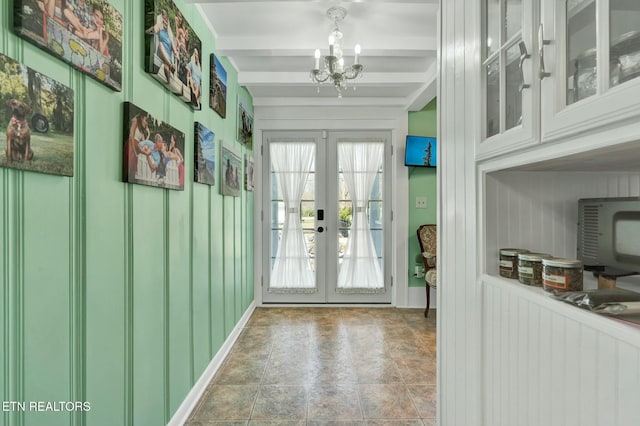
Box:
xmin=261 ymin=130 xmax=392 ymax=304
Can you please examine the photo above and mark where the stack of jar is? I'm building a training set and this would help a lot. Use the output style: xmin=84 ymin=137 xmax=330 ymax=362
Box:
xmin=499 ymin=248 xmax=583 ymax=292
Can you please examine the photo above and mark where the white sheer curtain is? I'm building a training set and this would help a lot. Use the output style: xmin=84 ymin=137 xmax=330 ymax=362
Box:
xmin=270 ymin=142 xmax=316 ymax=292
xmin=337 ymin=142 xmax=384 ymax=292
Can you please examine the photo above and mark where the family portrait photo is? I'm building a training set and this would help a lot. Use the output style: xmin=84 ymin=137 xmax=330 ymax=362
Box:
xmin=194 ymin=122 xmax=215 ymax=186
xmin=245 ymin=155 xmax=254 ymax=192
xmin=237 ymin=96 xmax=253 ymax=149
xmin=238 ymin=96 xmax=253 ymax=150
xmin=0 ymin=53 xmax=74 ymax=176
xmin=123 ymin=102 xmax=185 ymax=190
xmin=209 ymin=54 xmax=227 ymax=118
xmin=221 ymin=143 xmax=241 ymax=197
xmin=144 ymin=0 xmax=202 ymax=110
xmin=14 ymin=0 xmax=123 ymax=91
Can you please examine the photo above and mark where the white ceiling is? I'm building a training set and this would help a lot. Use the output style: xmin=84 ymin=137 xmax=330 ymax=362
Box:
xmin=188 ymin=0 xmax=439 ymax=110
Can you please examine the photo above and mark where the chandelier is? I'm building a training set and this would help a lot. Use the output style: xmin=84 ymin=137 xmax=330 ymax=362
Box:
xmin=310 ymin=6 xmax=363 ymax=97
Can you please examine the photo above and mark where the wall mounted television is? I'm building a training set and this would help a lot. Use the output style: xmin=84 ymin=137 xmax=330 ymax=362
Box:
xmin=405 ymin=136 xmax=437 ymax=167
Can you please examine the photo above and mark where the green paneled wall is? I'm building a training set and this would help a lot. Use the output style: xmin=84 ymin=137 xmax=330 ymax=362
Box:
xmin=408 ymin=99 xmax=437 ymax=287
xmin=0 ymin=1 xmax=254 ymax=425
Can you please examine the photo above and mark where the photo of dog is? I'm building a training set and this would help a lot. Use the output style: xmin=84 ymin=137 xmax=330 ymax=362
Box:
xmin=6 ymin=99 xmax=33 ymax=163
xmin=0 ymin=53 xmax=74 ymax=176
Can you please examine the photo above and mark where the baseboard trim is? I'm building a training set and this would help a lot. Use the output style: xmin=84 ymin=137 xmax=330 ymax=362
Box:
xmin=397 ymin=286 xmax=435 ymax=309
xmin=167 ymin=301 xmax=256 ymax=426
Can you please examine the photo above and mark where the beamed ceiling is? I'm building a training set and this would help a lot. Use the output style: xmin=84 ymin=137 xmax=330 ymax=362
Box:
xmin=187 ymin=0 xmax=439 ymax=110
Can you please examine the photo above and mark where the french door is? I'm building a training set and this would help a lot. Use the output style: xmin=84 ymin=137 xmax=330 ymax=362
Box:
xmin=261 ymin=130 xmax=392 ymax=304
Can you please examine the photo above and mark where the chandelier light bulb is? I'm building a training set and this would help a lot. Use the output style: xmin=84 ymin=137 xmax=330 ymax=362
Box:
xmin=354 ymin=44 xmax=361 ymax=64
xmin=314 ymin=49 xmax=321 ymax=69
xmin=355 ymin=44 xmax=361 ymax=54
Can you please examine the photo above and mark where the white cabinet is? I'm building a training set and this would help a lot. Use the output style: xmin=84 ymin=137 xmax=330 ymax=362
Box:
xmin=540 ymin=0 xmax=640 ymax=142
xmin=439 ymin=0 xmax=640 ymax=423
xmin=478 ymin=0 xmax=539 ymax=160
xmin=479 ymin=0 xmax=640 ymax=158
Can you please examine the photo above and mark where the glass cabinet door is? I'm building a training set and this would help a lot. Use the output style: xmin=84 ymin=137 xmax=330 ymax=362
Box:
xmin=566 ymin=0 xmax=596 ymax=104
xmin=610 ymin=0 xmax=640 ymax=88
xmin=479 ymin=0 xmax=539 ymax=160
xmin=540 ymin=0 xmax=640 ymax=142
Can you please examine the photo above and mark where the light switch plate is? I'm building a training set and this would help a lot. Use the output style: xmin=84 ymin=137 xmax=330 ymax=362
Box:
xmin=416 ymin=196 xmax=427 ymax=209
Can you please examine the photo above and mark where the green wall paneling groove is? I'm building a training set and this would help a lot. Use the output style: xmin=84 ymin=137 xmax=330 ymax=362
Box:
xmin=0 ymin=0 xmax=254 ymax=425
xmin=408 ymin=99 xmax=437 ymax=288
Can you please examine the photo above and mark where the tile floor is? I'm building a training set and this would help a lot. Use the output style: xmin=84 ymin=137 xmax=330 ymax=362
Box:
xmin=186 ymin=307 xmax=437 ymax=426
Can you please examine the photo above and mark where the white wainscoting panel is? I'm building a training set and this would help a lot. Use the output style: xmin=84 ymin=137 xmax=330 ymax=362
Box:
xmin=483 ymin=277 xmax=640 ymax=426
xmin=438 ymin=0 xmax=483 ymax=423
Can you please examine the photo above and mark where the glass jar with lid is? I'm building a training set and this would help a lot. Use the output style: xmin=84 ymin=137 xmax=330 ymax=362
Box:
xmin=611 ymin=31 xmax=640 ymax=85
xmin=499 ymin=248 xmax=529 ymax=279
xmin=571 ymin=49 xmax=622 ymax=103
xmin=542 ymin=258 xmax=583 ymax=293
xmin=518 ymin=253 xmax=552 ymax=286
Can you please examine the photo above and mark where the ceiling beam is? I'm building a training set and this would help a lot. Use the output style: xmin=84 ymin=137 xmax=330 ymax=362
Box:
xmin=253 ymin=97 xmax=410 ymax=107
xmin=218 ymin=48 xmax=435 ymax=58
xmin=189 ymin=0 xmax=438 ymax=4
xmin=238 ymin=71 xmax=429 ymax=85
xmin=216 ymin=36 xmax=437 ymax=56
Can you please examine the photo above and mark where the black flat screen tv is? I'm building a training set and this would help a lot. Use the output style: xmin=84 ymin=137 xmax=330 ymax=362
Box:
xmin=405 ymin=136 xmax=436 ymax=167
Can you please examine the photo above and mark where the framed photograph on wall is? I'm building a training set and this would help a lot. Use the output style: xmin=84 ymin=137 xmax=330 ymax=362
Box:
xmin=245 ymin=155 xmax=254 ymax=191
xmin=209 ymin=54 xmax=227 ymax=118
xmin=194 ymin=122 xmax=215 ymax=186
xmin=144 ymin=0 xmax=202 ymax=110
xmin=237 ymin=96 xmax=253 ymax=149
xmin=0 ymin=53 xmax=74 ymax=176
xmin=123 ymin=102 xmax=185 ymax=190
xmin=14 ymin=0 xmax=123 ymax=91
xmin=221 ymin=143 xmax=241 ymax=197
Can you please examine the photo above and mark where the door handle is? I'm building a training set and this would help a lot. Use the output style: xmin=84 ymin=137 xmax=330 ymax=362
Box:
xmin=317 ymin=226 xmax=324 ymax=233
xmin=518 ymin=41 xmax=531 ymax=92
xmin=539 ymin=23 xmax=552 ymax=80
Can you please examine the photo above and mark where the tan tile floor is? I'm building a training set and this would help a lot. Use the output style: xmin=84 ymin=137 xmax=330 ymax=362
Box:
xmin=186 ymin=308 xmax=437 ymax=426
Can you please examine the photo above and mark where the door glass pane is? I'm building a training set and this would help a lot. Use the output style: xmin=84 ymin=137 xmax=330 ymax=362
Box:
xmin=610 ymin=0 xmax=640 ymax=88
xmin=505 ymin=0 xmax=522 ymax=41
xmin=486 ymin=0 xmax=501 ymax=58
xmin=486 ymin=58 xmax=500 ymax=138
xmin=300 ymin=200 xmax=316 ymax=269
xmin=338 ymin=199 xmax=352 ymax=266
xmin=269 ymin=142 xmax=316 ymax=292
xmin=505 ymin=42 xmax=523 ymax=130
xmin=370 ymin=229 xmax=383 ymax=269
xmin=567 ymin=0 xmax=596 ymax=104
xmin=336 ymin=142 xmax=385 ymax=293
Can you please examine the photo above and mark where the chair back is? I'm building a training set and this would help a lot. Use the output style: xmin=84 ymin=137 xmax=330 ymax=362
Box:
xmin=417 ymin=224 xmax=437 ymax=265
